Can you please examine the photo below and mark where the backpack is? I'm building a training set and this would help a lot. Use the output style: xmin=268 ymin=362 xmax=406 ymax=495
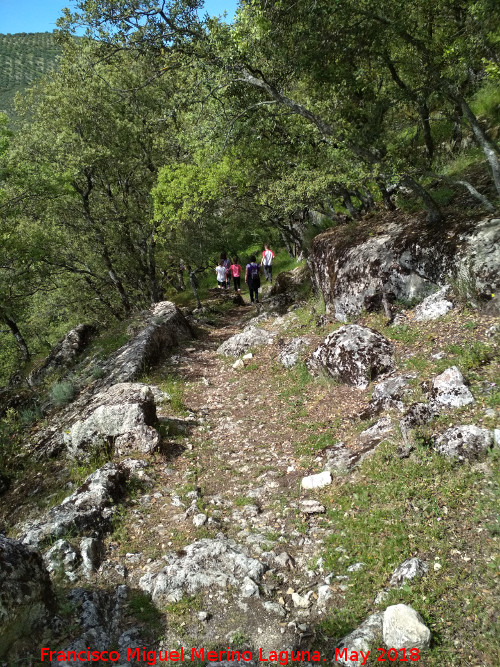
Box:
xmin=248 ymin=262 xmax=259 ymax=280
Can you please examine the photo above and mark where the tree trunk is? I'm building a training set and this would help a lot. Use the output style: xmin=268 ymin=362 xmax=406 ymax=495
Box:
xmin=458 ymin=95 xmax=500 ymax=196
xmin=187 ymin=264 xmax=201 ymax=308
xmin=376 ymin=178 xmax=396 ymax=210
xmin=418 ymin=102 xmax=434 ymax=161
xmin=401 ymin=175 xmax=443 ymax=224
xmin=1 ymin=312 xmax=30 ymax=361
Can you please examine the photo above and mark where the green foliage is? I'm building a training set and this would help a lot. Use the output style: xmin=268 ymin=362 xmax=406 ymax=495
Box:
xmin=49 ymin=380 xmax=75 ymax=406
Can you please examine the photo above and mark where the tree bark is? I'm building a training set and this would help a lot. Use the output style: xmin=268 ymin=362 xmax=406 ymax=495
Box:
xmin=401 ymin=175 xmax=443 ymax=224
xmin=458 ymin=95 xmax=500 ymax=196
xmin=1 ymin=311 xmax=30 ymax=361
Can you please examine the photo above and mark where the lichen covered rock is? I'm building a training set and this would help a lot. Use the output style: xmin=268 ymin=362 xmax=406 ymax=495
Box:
xmin=308 ymin=325 xmax=394 ymax=389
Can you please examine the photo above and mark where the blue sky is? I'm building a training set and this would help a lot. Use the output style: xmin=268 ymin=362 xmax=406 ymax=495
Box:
xmin=0 ymin=0 xmax=239 ymax=34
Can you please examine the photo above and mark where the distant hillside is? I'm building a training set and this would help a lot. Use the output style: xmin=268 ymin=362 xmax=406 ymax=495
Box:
xmin=0 ymin=32 xmax=61 ymax=118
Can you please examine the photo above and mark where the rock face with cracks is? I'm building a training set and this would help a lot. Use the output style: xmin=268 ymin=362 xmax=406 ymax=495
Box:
xmin=0 ymin=536 xmax=55 ymax=659
xmin=309 ymin=216 xmax=500 ymax=320
xmin=63 ymin=382 xmax=160 ymax=460
xmin=20 ymin=462 xmax=128 ymax=548
xmin=138 ymin=535 xmax=266 ymax=604
xmin=308 ymin=325 xmax=394 ymax=389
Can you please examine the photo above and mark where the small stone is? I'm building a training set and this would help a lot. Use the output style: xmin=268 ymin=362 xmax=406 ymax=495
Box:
xmin=389 ymin=558 xmax=428 ymax=588
xmin=241 ymin=577 xmax=260 ymax=598
xmin=301 ymin=471 xmax=332 ymax=490
xmin=300 ymin=499 xmax=326 ymax=514
xmin=232 ymin=359 xmax=245 ymax=370
xmin=242 ymin=353 xmax=253 ymax=361
xmin=317 ymin=585 xmax=333 ymax=607
xmin=431 ymin=366 xmax=474 ymax=408
xmin=291 ymin=591 xmax=313 ymax=608
xmin=383 ymin=604 xmax=431 ymax=650
xmin=193 ymin=513 xmax=207 ymax=527
xmin=262 ymin=601 xmax=286 ymax=617
xmin=347 ymin=562 xmax=365 ymax=572
xmin=197 ymin=611 xmax=209 ymax=621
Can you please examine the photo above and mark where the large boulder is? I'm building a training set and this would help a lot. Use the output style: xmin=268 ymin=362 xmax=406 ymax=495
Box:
xmin=20 ymin=462 xmax=128 ymax=548
xmin=0 ymin=536 xmax=55 ymax=658
xmin=308 ymin=325 xmax=394 ymax=389
xmin=309 ymin=216 xmax=500 ymax=320
xmin=63 ymin=383 xmax=159 ymax=460
xmin=217 ymin=326 xmax=275 ymax=357
xmin=139 ymin=535 xmax=266 ymax=604
xmin=433 ymin=425 xmax=494 ymax=461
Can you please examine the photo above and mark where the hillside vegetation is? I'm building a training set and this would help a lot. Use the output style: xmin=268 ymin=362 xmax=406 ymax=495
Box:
xmin=0 ymin=32 xmax=60 ymax=117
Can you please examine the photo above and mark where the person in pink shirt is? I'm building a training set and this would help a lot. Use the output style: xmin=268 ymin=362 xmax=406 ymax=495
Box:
xmin=229 ymin=256 xmax=242 ymax=293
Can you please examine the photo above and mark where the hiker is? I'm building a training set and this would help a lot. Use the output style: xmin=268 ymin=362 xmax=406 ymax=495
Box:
xmin=245 ymin=255 xmax=261 ymax=303
xmin=220 ymin=252 xmax=231 ymax=289
xmin=261 ymin=244 xmax=275 ymax=283
xmin=230 ymin=256 xmax=242 ymax=293
xmin=215 ymin=260 xmax=227 ymax=288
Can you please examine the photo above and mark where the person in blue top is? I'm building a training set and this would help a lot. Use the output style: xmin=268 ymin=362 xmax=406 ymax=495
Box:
xmin=245 ymin=255 xmax=261 ymax=304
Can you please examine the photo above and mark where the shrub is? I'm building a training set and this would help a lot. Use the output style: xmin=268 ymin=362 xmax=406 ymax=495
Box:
xmin=50 ymin=380 xmax=75 ymax=405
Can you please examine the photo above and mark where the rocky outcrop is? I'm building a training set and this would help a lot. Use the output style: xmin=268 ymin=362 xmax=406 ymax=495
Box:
xmin=369 ymin=375 xmax=410 ymax=414
xmin=28 ymin=324 xmax=96 ymax=387
xmin=217 ymin=326 xmax=275 ymax=357
xmin=138 ymin=535 xmax=266 ymax=604
xmin=63 ymin=383 xmax=159 ymax=460
xmin=308 ymin=325 xmax=394 ymax=388
xmin=0 ymin=536 xmax=55 ymax=658
xmin=433 ymin=425 xmax=494 ymax=460
xmin=103 ymin=301 xmax=193 ymax=385
xmin=309 ymin=216 xmax=500 ymax=320
xmin=20 ymin=462 xmax=128 ymax=548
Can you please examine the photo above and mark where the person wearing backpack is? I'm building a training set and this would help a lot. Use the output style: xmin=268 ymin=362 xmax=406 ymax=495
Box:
xmin=245 ymin=255 xmax=261 ymax=303
xmin=220 ymin=252 xmax=232 ymax=289
xmin=261 ymin=244 xmax=275 ymax=283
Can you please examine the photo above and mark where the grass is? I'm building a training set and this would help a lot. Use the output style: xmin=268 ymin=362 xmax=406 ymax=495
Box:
xmin=317 ymin=442 xmax=500 ymax=664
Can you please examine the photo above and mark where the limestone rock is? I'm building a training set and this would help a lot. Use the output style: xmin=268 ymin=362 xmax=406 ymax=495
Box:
xmin=433 ymin=425 xmax=494 ymax=461
xmin=28 ymin=324 xmax=95 ymax=387
xmin=309 ymin=216 xmax=500 ymax=320
xmin=370 ymin=375 xmax=410 ymax=412
xmin=138 ymin=535 xmax=266 ymax=604
xmin=80 ymin=537 xmax=104 ymax=575
xmin=300 ymin=499 xmax=326 ymax=514
xmin=104 ymin=301 xmax=193 ymax=385
xmin=357 ymin=418 xmax=394 ymax=447
xmin=335 ymin=613 xmax=383 ymax=666
xmin=217 ymin=326 xmax=275 ymax=357
xmin=308 ymin=325 xmax=394 ymax=389
xmin=20 ymin=462 xmax=127 ymax=547
xmin=0 ymin=536 xmax=55 ymax=659
xmin=383 ymin=604 xmax=431 ymax=650
xmin=413 ymin=286 xmax=453 ymax=321
xmin=278 ymin=337 xmax=310 ymax=368
xmin=43 ymin=540 xmax=81 ymax=582
xmin=389 ymin=558 xmax=428 ymax=588
xmin=431 ymin=367 xmax=474 ymax=408
xmin=301 ymin=471 xmax=332 ymax=490
xmin=63 ymin=383 xmax=160 ymax=459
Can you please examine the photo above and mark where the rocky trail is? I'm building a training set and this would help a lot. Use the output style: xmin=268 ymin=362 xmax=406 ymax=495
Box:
xmin=1 ymin=268 xmax=499 ymax=666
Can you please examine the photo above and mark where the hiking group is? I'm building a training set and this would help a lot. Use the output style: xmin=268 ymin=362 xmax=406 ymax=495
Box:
xmin=216 ymin=245 xmax=275 ymax=304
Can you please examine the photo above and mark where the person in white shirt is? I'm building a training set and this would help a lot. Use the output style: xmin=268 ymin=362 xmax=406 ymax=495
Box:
xmin=215 ymin=261 xmax=227 ymax=288
xmin=261 ymin=244 xmax=275 ymax=283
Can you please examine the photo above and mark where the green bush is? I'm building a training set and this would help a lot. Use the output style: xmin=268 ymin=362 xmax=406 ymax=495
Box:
xmin=50 ymin=380 xmax=75 ymax=405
